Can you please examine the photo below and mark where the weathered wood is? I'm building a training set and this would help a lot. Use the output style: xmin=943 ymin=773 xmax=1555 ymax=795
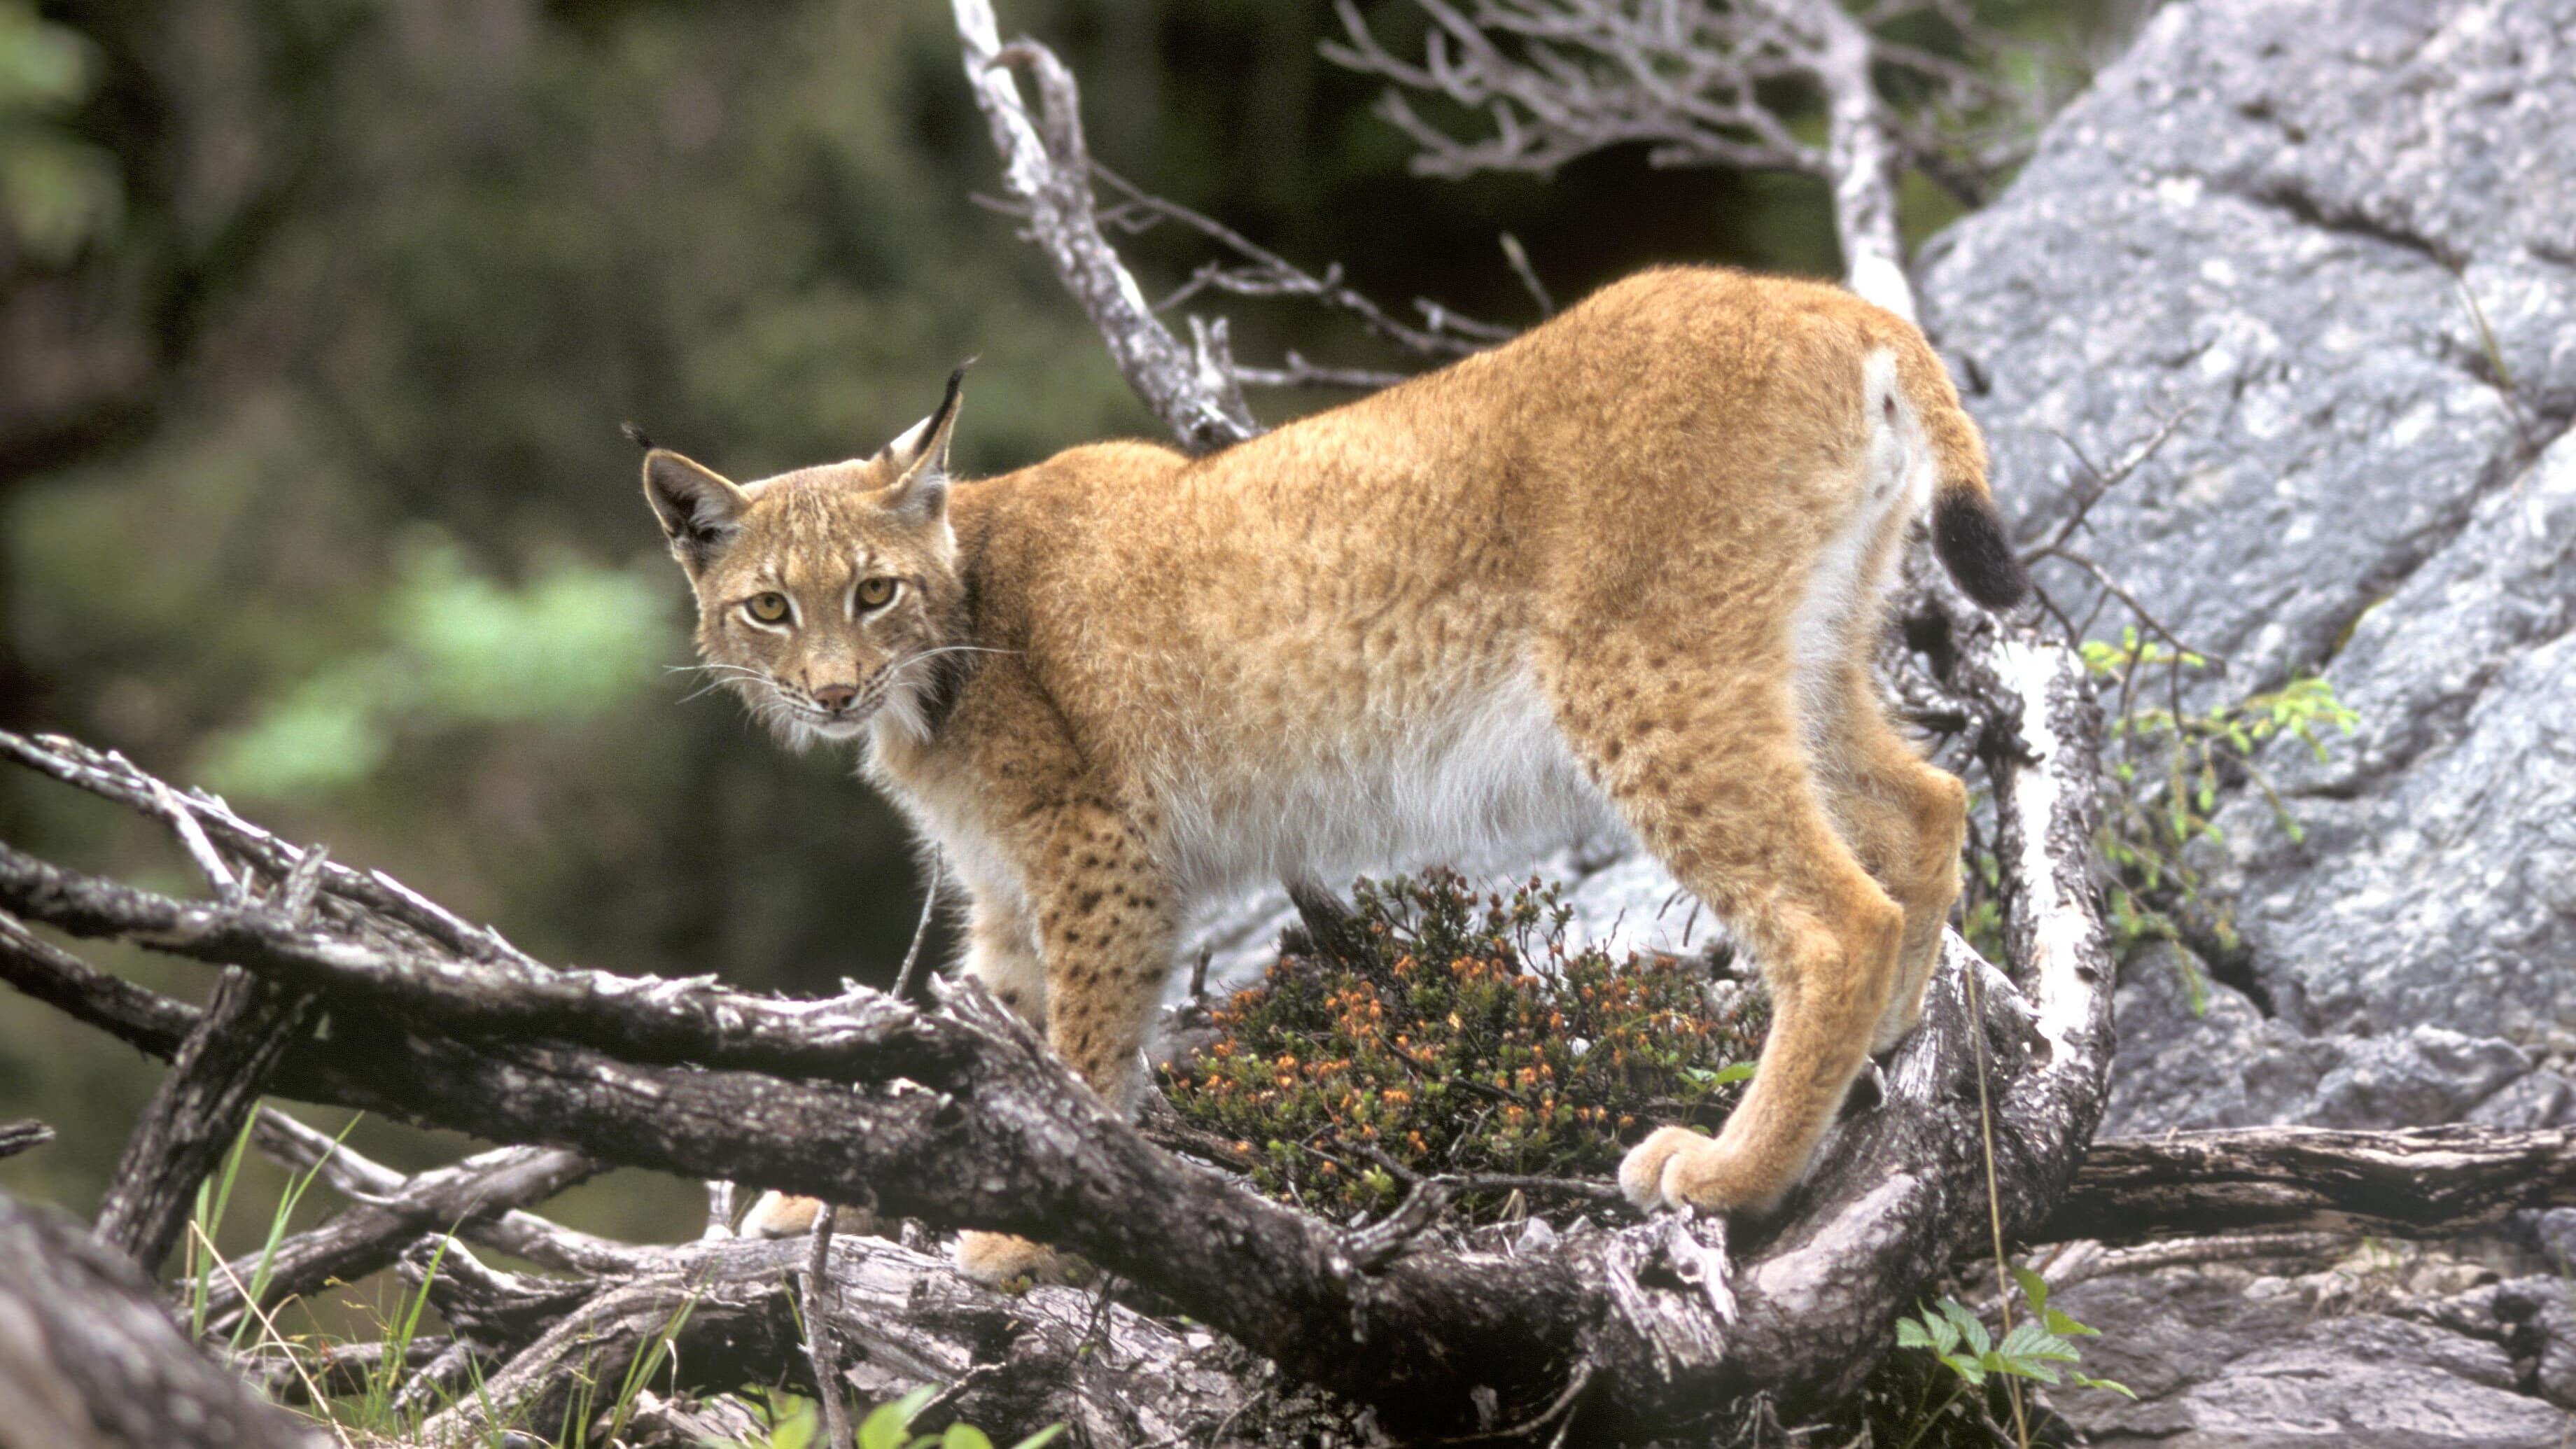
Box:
xmin=0 ymin=832 xmax=966 ymax=1087
xmin=200 ymin=1133 xmax=598 ymax=1336
xmin=413 ymin=1233 xmax=1261 ymax=1448
xmin=951 ymin=0 xmax=1259 ymax=454
xmin=0 ymin=1119 xmax=52 ymax=1159
xmin=0 ymin=1189 xmax=323 ymax=1449
xmin=2048 ymin=1125 xmax=2576 ymax=1242
xmin=92 ymin=965 xmax=314 ymax=1272
xmin=802 ymin=1210 xmax=856 ymax=1449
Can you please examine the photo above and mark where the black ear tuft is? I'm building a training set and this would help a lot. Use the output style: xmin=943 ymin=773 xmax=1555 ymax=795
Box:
xmin=620 ymin=421 xmax=657 ymax=451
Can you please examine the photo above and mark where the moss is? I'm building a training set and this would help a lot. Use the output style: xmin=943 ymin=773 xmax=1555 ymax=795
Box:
xmin=1160 ymin=868 xmax=1765 ymax=1224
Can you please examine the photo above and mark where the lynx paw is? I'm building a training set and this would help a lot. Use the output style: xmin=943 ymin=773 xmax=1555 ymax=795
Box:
xmin=739 ymin=1191 xmax=825 ymax=1238
xmin=1618 ymin=1126 xmax=1780 ymax=1216
xmin=953 ymin=1231 xmax=1085 ymax=1289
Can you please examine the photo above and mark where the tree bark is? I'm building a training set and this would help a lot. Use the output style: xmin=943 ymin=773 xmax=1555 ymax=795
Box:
xmin=0 ymin=1189 xmax=323 ymax=1449
xmin=92 ymin=966 xmax=314 ymax=1273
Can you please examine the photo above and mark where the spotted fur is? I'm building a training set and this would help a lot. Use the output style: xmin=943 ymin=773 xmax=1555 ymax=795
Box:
xmin=645 ymin=267 xmax=2014 ymax=1276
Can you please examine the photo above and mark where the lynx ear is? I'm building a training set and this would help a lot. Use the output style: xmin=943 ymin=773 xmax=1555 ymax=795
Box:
xmin=876 ymin=364 xmax=970 ymax=524
xmin=641 ymin=449 xmax=750 ymax=572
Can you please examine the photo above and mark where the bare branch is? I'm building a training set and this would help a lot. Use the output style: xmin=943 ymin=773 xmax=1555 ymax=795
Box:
xmin=0 ymin=1118 xmax=51 ymax=1158
xmin=803 ymin=1210 xmax=856 ymax=1449
xmin=92 ymin=968 xmax=314 ymax=1273
xmin=1324 ymin=0 xmax=1830 ymax=179
xmin=951 ymin=0 xmax=1257 ymax=451
xmin=200 ymin=1126 xmax=598 ymax=1337
xmin=2045 ymin=1126 xmax=2576 ymax=1242
xmin=1095 ymin=162 xmax=1506 ymax=365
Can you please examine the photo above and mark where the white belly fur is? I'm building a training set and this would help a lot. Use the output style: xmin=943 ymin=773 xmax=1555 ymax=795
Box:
xmin=1158 ymin=666 xmax=1620 ymax=903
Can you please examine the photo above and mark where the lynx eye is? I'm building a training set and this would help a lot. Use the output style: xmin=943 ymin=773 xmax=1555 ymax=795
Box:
xmin=855 ymin=576 xmax=898 ymax=610
xmin=746 ymin=592 xmax=791 ymax=624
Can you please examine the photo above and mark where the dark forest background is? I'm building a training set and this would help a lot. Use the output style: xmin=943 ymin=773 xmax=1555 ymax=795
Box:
xmin=0 ymin=0 xmax=2118 ymax=1252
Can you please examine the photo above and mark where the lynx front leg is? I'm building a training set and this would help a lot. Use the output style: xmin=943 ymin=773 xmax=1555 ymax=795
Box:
xmin=955 ymin=802 xmax=1178 ymax=1286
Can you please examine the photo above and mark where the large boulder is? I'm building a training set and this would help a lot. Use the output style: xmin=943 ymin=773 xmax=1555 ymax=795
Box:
xmin=1917 ymin=0 xmax=2576 ymax=1133
xmin=1912 ymin=0 xmax=2576 ymax=1438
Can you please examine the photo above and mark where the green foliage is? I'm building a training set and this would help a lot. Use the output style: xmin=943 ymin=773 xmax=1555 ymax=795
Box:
xmin=1886 ymin=1268 xmax=2132 ymax=1448
xmin=0 ymin=1 xmax=120 ymax=261
xmin=200 ymin=536 xmax=673 ymax=799
xmin=2080 ymin=629 xmax=2357 ymax=988
xmin=1161 ymin=869 xmax=1763 ymax=1223
xmin=844 ymin=1385 xmax=1063 ymax=1449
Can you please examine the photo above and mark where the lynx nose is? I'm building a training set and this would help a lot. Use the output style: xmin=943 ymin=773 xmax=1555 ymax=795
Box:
xmin=812 ymin=683 xmax=859 ymax=712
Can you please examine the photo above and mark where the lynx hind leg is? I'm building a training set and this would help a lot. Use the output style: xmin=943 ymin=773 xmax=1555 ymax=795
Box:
xmin=1552 ymin=662 xmax=1904 ymax=1217
xmin=955 ymin=802 xmax=1177 ymax=1288
xmin=1814 ymin=667 xmax=1970 ymax=1055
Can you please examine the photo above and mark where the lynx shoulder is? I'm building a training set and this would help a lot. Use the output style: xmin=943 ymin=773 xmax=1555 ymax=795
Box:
xmin=642 ymin=265 xmax=2025 ymax=1275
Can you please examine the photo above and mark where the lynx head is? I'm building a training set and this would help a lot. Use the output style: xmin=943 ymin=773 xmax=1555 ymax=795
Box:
xmin=641 ymin=368 xmax=970 ymax=751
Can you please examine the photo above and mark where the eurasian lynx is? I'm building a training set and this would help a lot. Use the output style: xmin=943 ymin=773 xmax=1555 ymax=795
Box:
xmin=642 ymin=267 xmax=2026 ymax=1281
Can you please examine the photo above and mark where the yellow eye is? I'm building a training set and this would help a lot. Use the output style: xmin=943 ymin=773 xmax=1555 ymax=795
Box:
xmin=855 ymin=577 xmax=897 ymax=610
xmin=747 ymin=592 xmax=790 ymax=624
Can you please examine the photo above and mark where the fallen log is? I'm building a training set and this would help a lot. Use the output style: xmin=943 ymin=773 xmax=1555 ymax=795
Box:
xmin=2043 ymin=1124 xmax=2576 ymax=1242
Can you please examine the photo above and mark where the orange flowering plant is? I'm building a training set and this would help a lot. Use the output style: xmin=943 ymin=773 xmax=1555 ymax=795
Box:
xmin=1160 ymin=869 xmax=1765 ymax=1223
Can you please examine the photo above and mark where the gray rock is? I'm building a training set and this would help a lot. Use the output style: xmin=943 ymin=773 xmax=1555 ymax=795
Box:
xmin=2207 ymin=432 xmax=2576 ymax=1044
xmin=2054 ymin=1258 xmax=2574 ymax=1449
xmin=1918 ymin=0 xmax=2576 ymax=1128
xmin=1903 ymin=0 xmax=2576 ymax=1437
xmin=2104 ymin=940 xmax=2537 ymax=1133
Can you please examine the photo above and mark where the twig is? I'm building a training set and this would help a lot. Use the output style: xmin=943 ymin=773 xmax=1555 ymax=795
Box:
xmin=803 ymin=1209 xmax=855 ymax=1449
xmin=201 ymin=1125 xmax=598 ymax=1336
xmin=951 ymin=0 xmax=1257 ymax=451
xmin=892 ymin=852 xmax=943 ymax=1004
xmin=0 ymin=1116 xmax=54 ymax=1159
xmin=1499 ymin=232 xmax=1555 ymax=316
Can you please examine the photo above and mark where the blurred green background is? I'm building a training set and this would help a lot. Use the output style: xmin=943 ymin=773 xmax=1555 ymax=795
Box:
xmin=0 ymin=0 xmax=2113 ymax=1275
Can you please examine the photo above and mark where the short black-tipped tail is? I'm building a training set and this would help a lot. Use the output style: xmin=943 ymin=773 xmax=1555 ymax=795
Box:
xmin=1931 ymin=489 xmax=2029 ymax=610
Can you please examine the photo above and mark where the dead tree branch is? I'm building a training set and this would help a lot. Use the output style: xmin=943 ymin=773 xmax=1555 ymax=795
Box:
xmin=91 ymin=967 xmax=314 ymax=1273
xmin=1324 ymin=0 xmax=2008 ymax=319
xmin=199 ymin=1130 xmax=598 ymax=1338
xmin=412 ymin=1232 xmax=1261 ymax=1448
xmin=952 ymin=0 xmax=1257 ymax=451
xmin=0 ymin=1117 xmax=50 ymax=1158
xmin=2043 ymin=1126 xmax=2576 ymax=1243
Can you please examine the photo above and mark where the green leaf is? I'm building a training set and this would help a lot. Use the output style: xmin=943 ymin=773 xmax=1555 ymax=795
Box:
xmin=941 ymin=1425 xmax=995 ymax=1449
xmin=2074 ymin=1373 xmax=2138 ymax=1400
xmin=858 ymin=1388 xmax=937 ymax=1449
xmin=1004 ymin=1428 xmax=1067 ymax=1449
xmin=2010 ymin=1264 xmax=2050 ymax=1317
xmin=1941 ymin=1300 xmax=1992 ymax=1357
xmin=1941 ymin=1352 xmax=1988 ymax=1386
xmin=2045 ymin=1307 xmax=2099 ymax=1339
xmin=1896 ymin=1317 xmax=1937 ymax=1350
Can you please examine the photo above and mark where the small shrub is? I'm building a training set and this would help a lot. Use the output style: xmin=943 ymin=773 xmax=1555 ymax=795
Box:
xmin=2083 ymin=630 xmax=2356 ymax=955
xmin=1160 ymin=869 xmax=1763 ymax=1224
